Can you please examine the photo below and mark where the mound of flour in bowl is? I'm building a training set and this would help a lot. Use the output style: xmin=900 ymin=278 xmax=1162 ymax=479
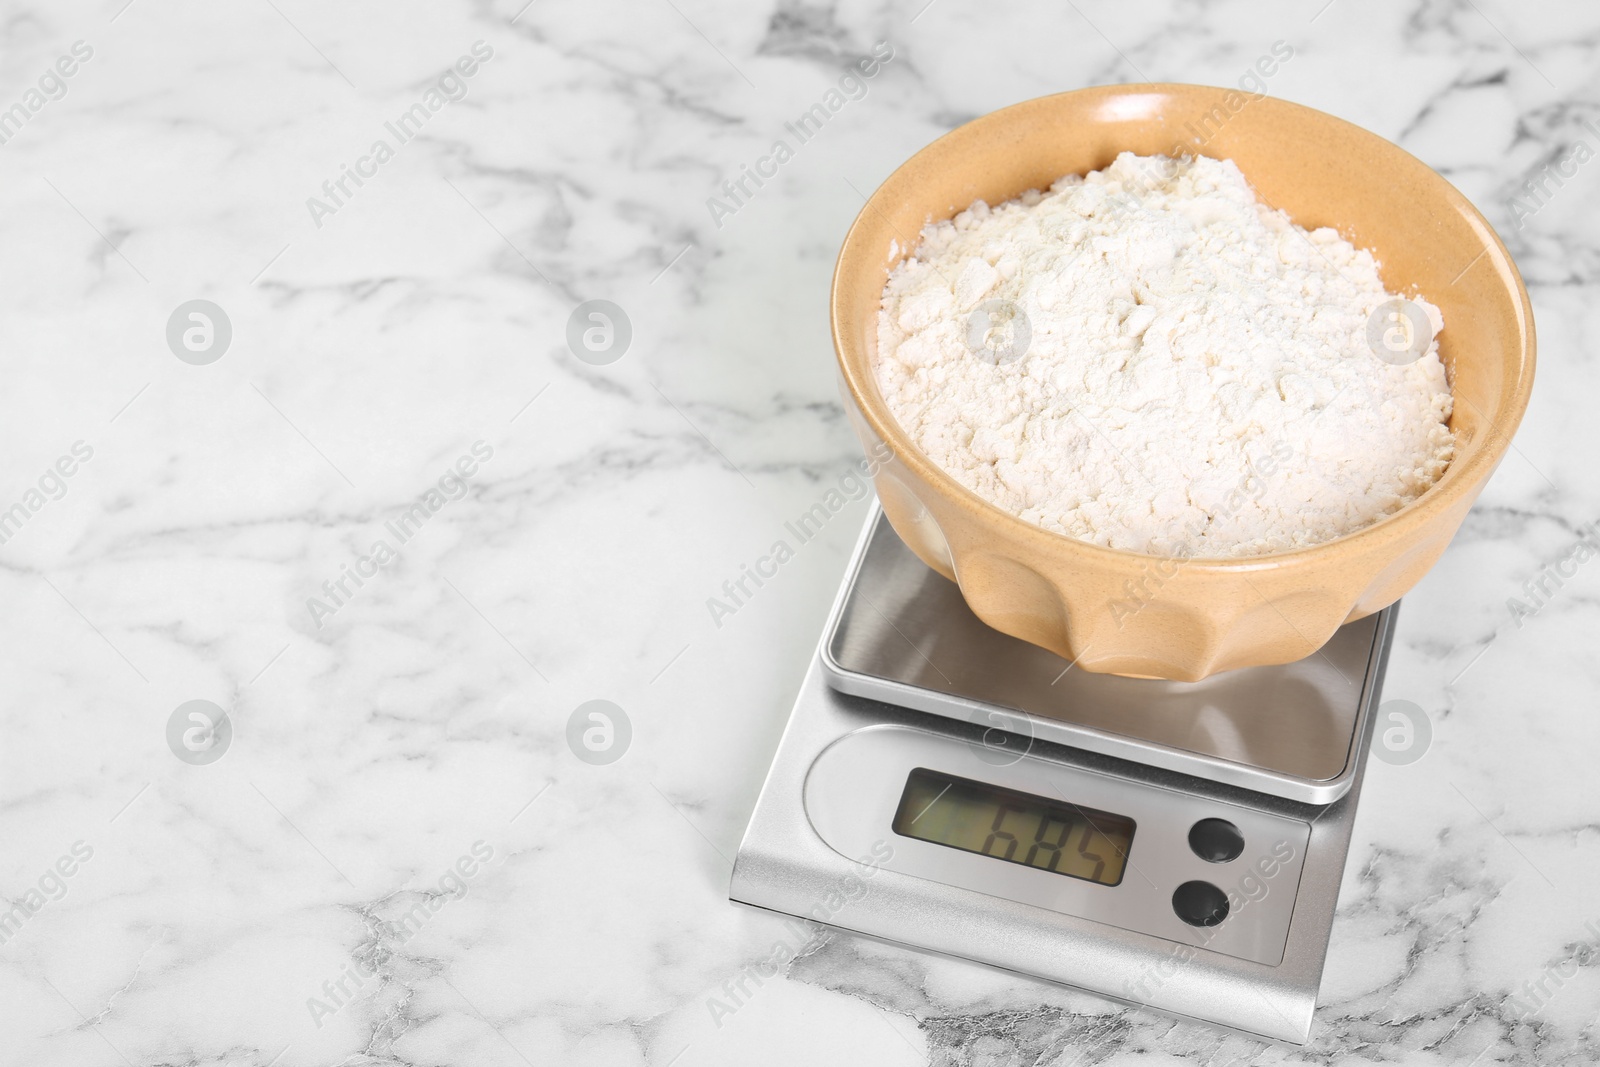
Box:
xmin=874 ymin=152 xmax=1454 ymax=558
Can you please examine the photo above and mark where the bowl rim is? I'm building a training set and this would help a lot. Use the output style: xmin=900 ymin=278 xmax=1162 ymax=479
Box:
xmin=830 ymin=82 xmax=1537 ymax=572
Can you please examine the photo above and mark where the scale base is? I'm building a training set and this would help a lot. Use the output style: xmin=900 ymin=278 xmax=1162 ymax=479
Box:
xmin=730 ymin=510 xmax=1397 ymax=1044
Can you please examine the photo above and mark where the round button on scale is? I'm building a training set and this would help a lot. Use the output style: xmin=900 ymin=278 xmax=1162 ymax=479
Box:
xmin=1188 ymin=818 xmax=1245 ymax=863
xmin=1172 ymin=880 xmax=1230 ymax=927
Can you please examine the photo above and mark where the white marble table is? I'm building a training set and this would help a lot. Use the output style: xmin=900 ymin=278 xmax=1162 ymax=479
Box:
xmin=0 ymin=0 xmax=1595 ymax=1063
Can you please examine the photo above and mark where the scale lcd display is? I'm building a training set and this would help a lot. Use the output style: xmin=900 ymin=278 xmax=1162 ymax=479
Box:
xmin=892 ymin=768 xmax=1136 ymax=887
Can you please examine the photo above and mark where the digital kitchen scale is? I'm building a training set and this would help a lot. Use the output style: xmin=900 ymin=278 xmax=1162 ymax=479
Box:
xmin=730 ymin=504 xmax=1396 ymax=1044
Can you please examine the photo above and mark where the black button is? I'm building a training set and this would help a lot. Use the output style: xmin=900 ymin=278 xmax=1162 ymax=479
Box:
xmin=1172 ymin=880 xmax=1230 ymax=927
xmin=1188 ymin=818 xmax=1245 ymax=863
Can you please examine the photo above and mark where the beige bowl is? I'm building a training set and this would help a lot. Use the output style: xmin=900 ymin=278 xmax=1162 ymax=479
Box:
xmin=832 ymin=84 xmax=1535 ymax=681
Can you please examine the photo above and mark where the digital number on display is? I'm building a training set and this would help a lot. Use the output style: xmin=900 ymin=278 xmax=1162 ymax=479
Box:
xmin=891 ymin=767 xmax=1136 ymax=887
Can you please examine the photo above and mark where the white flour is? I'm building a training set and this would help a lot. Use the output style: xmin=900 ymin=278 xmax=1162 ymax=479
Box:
xmin=874 ymin=153 xmax=1454 ymax=558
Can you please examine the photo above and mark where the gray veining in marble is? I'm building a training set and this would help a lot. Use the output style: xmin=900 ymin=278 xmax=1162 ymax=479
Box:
xmin=0 ymin=0 xmax=1596 ymax=1064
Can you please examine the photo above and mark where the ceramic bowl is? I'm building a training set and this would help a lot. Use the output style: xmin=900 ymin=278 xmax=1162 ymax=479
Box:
xmin=831 ymin=84 xmax=1535 ymax=681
